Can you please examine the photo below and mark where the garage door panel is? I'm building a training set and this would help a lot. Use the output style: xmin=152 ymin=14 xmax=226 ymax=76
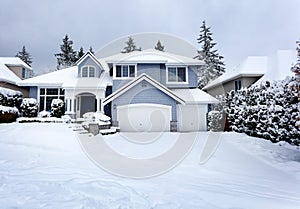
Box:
xmin=117 ymin=103 xmax=171 ymax=132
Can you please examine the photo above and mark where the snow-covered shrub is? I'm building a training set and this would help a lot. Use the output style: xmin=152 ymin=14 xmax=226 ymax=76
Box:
xmin=38 ymin=110 xmax=50 ymax=118
xmin=208 ymin=110 xmax=223 ymax=131
xmin=0 ymin=87 xmax=22 ymax=108
xmin=61 ymin=115 xmax=72 ymax=123
xmin=224 ymin=77 xmax=300 ymax=145
xmin=0 ymin=105 xmax=19 ymax=123
xmin=20 ymin=98 xmax=38 ymax=117
xmin=51 ymin=99 xmax=65 ymax=118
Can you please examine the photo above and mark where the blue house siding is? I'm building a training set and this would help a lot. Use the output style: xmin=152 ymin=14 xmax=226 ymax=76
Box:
xmin=112 ymin=64 xmax=198 ymax=92
xmin=111 ymin=80 xmax=177 ymax=122
xmin=78 ymin=57 xmax=102 ymax=78
xmin=29 ymin=86 xmax=38 ymax=99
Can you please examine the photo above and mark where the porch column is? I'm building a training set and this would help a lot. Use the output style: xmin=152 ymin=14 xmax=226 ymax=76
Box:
xmin=96 ymin=97 xmax=101 ymax=112
xmin=70 ymin=97 xmax=75 ymax=113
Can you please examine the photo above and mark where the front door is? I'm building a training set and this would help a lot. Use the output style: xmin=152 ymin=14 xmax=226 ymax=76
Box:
xmin=80 ymin=95 xmax=96 ymax=117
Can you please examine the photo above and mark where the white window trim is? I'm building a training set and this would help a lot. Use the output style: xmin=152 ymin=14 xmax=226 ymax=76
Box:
xmin=166 ymin=66 xmax=189 ymax=84
xmin=81 ymin=65 xmax=96 ymax=78
xmin=113 ymin=64 xmax=137 ymax=80
xmin=38 ymin=87 xmax=65 ymax=111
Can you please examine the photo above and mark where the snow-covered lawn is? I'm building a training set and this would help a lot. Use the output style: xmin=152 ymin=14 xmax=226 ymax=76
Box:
xmin=0 ymin=123 xmax=299 ymax=209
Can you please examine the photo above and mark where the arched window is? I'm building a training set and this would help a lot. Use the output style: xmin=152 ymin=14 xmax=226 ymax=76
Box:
xmin=81 ymin=66 xmax=96 ymax=77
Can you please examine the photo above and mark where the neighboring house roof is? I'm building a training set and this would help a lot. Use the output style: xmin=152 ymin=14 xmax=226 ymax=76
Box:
xmin=172 ymin=88 xmax=219 ymax=104
xmin=0 ymin=57 xmax=32 ymax=84
xmin=203 ymin=50 xmax=296 ymax=90
xmin=103 ymin=73 xmax=186 ymax=105
xmin=18 ymin=66 xmax=113 ymax=87
xmin=99 ymin=49 xmax=205 ymax=66
xmin=255 ymin=50 xmax=295 ymax=84
xmin=203 ymin=56 xmax=268 ymax=90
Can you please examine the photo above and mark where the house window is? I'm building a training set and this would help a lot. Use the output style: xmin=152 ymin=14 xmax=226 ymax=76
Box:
xmin=235 ymin=80 xmax=242 ymax=91
xmin=81 ymin=66 xmax=96 ymax=77
xmin=39 ymin=88 xmax=65 ymax=111
xmin=22 ymin=68 xmax=29 ymax=79
xmin=115 ymin=65 xmax=136 ymax=78
xmin=167 ymin=66 xmax=187 ymax=83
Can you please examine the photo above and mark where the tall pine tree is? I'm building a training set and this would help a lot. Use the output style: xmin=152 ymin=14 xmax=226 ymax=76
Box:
xmin=196 ymin=21 xmax=225 ymax=89
xmin=89 ymin=46 xmax=95 ymax=54
xmin=77 ymin=47 xmax=85 ymax=60
xmin=16 ymin=46 xmax=32 ymax=66
xmin=55 ymin=34 xmax=77 ymax=70
xmin=155 ymin=40 xmax=164 ymax=51
xmin=121 ymin=36 xmax=141 ymax=53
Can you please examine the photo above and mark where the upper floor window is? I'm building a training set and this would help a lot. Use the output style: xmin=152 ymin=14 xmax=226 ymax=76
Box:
xmin=115 ymin=65 xmax=136 ymax=78
xmin=81 ymin=66 xmax=96 ymax=77
xmin=22 ymin=68 xmax=29 ymax=79
xmin=235 ymin=80 xmax=242 ymax=91
xmin=167 ymin=66 xmax=188 ymax=83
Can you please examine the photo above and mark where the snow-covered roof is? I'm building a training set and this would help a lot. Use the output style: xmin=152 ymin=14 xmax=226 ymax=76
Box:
xmin=203 ymin=50 xmax=296 ymax=90
xmin=18 ymin=66 xmax=112 ymax=88
xmin=172 ymin=88 xmax=219 ymax=104
xmin=0 ymin=57 xmax=31 ymax=84
xmin=255 ymin=50 xmax=295 ymax=84
xmin=103 ymin=73 xmax=185 ymax=105
xmin=62 ymin=71 xmax=112 ymax=89
xmin=99 ymin=49 xmax=204 ymax=66
xmin=18 ymin=66 xmax=78 ymax=87
xmin=203 ymin=56 xmax=268 ymax=90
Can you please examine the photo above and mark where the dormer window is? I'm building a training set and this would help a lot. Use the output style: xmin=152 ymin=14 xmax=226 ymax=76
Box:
xmin=81 ymin=66 xmax=96 ymax=77
xmin=114 ymin=64 xmax=136 ymax=79
xmin=166 ymin=66 xmax=188 ymax=83
xmin=22 ymin=67 xmax=29 ymax=79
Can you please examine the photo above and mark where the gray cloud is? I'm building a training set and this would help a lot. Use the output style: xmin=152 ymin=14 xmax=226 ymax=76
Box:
xmin=0 ymin=0 xmax=299 ymax=74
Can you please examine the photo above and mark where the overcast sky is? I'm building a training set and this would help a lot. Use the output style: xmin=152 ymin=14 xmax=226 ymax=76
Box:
xmin=1 ymin=0 xmax=300 ymax=74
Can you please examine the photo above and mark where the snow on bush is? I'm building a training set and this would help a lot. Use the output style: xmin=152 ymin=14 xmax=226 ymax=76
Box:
xmin=38 ymin=110 xmax=51 ymax=118
xmin=51 ymin=99 xmax=65 ymax=118
xmin=0 ymin=87 xmax=22 ymax=108
xmin=208 ymin=110 xmax=223 ymax=131
xmin=20 ymin=98 xmax=38 ymax=118
xmin=0 ymin=105 xmax=19 ymax=123
xmin=224 ymin=77 xmax=300 ymax=145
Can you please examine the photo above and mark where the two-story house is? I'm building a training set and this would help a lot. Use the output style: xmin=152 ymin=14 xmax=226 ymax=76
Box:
xmin=18 ymin=49 xmax=218 ymax=132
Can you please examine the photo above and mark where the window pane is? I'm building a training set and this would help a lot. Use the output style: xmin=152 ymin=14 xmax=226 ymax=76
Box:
xmin=122 ymin=65 xmax=128 ymax=77
xmin=129 ymin=65 xmax=135 ymax=77
xmin=46 ymin=88 xmax=58 ymax=95
xmin=89 ymin=67 xmax=95 ymax=77
xmin=39 ymin=96 xmax=45 ymax=111
xmin=82 ymin=67 xmax=88 ymax=77
xmin=168 ymin=67 xmax=177 ymax=82
xmin=40 ymin=88 xmax=45 ymax=95
xmin=22 ymin=68 xmax=26 ymax=79
xmin=116 ymin=65 xmax=122 ymax=77
xmin=59 ymin=88 xmax=65 ymax=95
xmin=46 ymin=96 xmax=57 ymax=111
xmin=177 ymin=67 xmax=186 ymax=82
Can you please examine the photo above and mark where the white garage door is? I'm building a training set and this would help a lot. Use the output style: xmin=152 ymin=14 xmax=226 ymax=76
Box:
xmin=177 ymin=104 xmax=208 ymax=132
xmin=117 ymin=103 xmax=171 ymax=132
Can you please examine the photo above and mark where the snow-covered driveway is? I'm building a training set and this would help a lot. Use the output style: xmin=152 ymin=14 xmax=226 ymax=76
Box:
xmin=0 ymin=123 xmax=299 ymax=209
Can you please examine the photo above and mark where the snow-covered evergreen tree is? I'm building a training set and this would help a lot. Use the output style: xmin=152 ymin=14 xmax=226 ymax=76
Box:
xmin=291 ymin=39 xmax=300 ymax=128
xmin=155 ymin=40 xmax=164 ymax=51
xmin=196 ymin=21 xmax=225 ymax=89
xmin=16 ymin=46 xmax=32 ymax=66
xmin=224 ymin=78 xmax=300 ymax=145
xmin=77 ymin=47 xmax=85 ymax=60
xmin=89 ymin=46 xmax=95 ymax=54
xmin=55 ymin=34 xmax=77 ymax=70
xmin=121 ymin=36 xmax=141 ymax=53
